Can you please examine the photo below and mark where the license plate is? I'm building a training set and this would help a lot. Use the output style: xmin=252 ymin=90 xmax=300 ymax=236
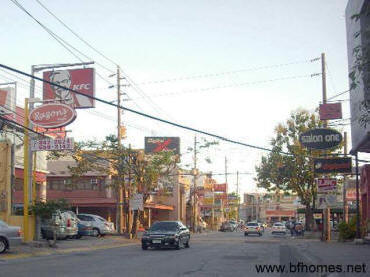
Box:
xmin=152 ymin=239 xmax=161 ymax=244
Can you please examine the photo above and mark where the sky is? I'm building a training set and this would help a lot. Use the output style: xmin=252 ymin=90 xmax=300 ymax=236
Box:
xmin=0 ymin=0 xmax=354 ymax=200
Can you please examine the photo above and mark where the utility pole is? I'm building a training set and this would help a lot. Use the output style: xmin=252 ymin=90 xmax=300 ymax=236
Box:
xmin=116 ymin=65 xmax=123 ymax=234
xmin=225 ymin=156 xmax=228 ymax=220
xmin=236 ymin=171 xmax=239 ymax=222
xmin=343 ymin=132 xmax=349 ymax=223
xmin=321 ymin=52 xmax=331 ymax=242
xmin=192 ymin=135 xmax=198 ymax=232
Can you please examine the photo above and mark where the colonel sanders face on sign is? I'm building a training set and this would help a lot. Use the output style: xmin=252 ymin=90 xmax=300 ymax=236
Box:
xmin=49 ymin=70 xmax=73 ymax=105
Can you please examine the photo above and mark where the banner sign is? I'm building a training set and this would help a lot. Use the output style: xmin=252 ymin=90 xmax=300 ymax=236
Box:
xmin=130 ymin=193 xmax=143 ymax=211
xmin=43 ymin=68 xmax=95 ymax=109
xmin=144 ymin=137 xmax=180 ymax=155
xmin=317 ymin=178 xmax=337 ymax=193
xmin=29 ymin=103 xmax=77 ymax=129
xmin=214 ymin=183 xmax=227 ymax=192
xmin=299 ymin=128 xmax=342 ymax=150
xmin=31 ymin=137 xmax=74 ymax=151
xmin=314 ymin=158 xmax=352 ymax=174
xmin=214 ymin=192 xmax=227 ymax=200
xmin=0 ymin=87 xmax=15 ymax=115
xmin=319 ymin=103 xmax=342 ymax=120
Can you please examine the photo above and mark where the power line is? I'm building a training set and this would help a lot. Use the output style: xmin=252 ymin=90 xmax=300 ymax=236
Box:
xmin=127 ymin=74 xmax=316 ymax=100
xmin=0 ymin=63 xmax=286 ymax=155
xmin=34 ymin=0 xmax=118 ymax=68
xmin=136 ymin=59 xmax=317 ymax=85
xmin=327 ymin=89 xmax=350 ymax=101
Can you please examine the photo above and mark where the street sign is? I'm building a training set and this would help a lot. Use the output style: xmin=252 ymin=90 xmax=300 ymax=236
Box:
xmin=129 ymin=193 xmax=143 ymax=211
xmin=299 ymin=128 xmax=342 ymax=150
xmin=29 ymin=103 xmax=77 ymax=129
xmin=314 ymin=158 xmax=352 ymax=174
xmin=144 ymin=137 xmax=180 ymax=155
xmin=31 ymin=137 xmax=74 ymax=151
xmin=319 ymin=103 xmax=342 ymax=120
xmin=317 ymin=178 xmax=337 ymax=193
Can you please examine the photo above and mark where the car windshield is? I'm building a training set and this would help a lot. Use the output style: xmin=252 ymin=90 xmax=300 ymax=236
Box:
xmin=150 ymin=222 xmax=178 ymax=231
xmin=247 ymin=223 xmax=258 ymax=226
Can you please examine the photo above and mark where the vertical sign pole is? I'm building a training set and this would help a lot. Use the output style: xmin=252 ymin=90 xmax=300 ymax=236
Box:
xmin=23 ymin=98 xmax=29 ymax=242
xmin=343 ymin=132 xmax=349 ymax=223
xmin=355 ymin=152 xmax=361 ymax=239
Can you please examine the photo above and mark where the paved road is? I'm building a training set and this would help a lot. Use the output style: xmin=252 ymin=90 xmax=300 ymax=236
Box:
xmin=0 ymin=230 xmax=368 ymax=277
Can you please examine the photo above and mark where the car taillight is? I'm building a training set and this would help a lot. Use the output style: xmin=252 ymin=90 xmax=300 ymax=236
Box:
xmin=67 ymin=219 xmax=71 ymax=227
xmin=18 ymin=229 xmax=22 ymax=237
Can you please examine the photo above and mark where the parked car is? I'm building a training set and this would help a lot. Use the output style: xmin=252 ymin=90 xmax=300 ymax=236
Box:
xmin=41 ymin=210 xmax=78 ymax=240
xmin=77 ymin=214 xmax=115 ymax=236
xmin=0 ymin=220 xmax=22 ymax=254
xmin=219 ymin=221 xmax=235 ymax=232
xmin=244 ymin=222 xmax=263 ymax=236
xmin=77 ymin=221 xmax=94 ymax=238
xmin=141 ymin=221 xmax=190 ymax=250
xmin=271 ymin=222 xmax=287 ymax=235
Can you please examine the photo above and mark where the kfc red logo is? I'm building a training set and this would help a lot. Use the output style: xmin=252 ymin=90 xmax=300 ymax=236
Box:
xmin=43 ymin=68 xmax=95 ymax=109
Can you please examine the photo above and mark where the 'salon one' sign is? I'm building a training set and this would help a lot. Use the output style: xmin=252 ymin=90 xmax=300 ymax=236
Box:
xmin=299 ymin=128 xmax=342 ymax=150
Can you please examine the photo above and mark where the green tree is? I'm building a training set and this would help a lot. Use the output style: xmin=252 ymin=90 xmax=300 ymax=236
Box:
xmin=255 ymin=109 xmax=339 ymax=230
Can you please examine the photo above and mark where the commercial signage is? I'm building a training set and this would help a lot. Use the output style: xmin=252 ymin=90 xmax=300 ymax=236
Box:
xmin=129 ymin=193 xmax=143 ymax=211
xmin=0 ymin=87 xmax=15 ymax=115
xmin=314 ymin=158 xmax=352 ymax=174
xmin=299 ymin=128 xmax=342 ymax=150
xmin=319 ymin=103 xmax=342 ymax=120
xmin=214 ymin=183 xmax=227 ymax=192
xmin=43 ymin=68 xmax=95 ymax=109
xmin=317 ymin=178 xmax=337 ymax=193
xmin=144 ymin=137 xmax=180 ymax=155
xmin=29 ymin=103 xmax=76 ymax=129
xmin=31 ymin=137 xmax=74 ymax=151
xmin=317 ymin=194 xmax=338 ymax=209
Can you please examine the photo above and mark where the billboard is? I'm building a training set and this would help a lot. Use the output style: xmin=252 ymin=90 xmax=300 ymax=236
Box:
xmin=319 ymin=103 xmax=342 ymax=120
xmin=314 ymin=158 xmax=352 ymax=174
xmin=299 ymin=128 xmax=342 ymax=150
xmin=214 ymin=183 xmax=227 ymax=192
xmin=0 ymin=87 xmax=15 ymax=115
xmin=43 ymin=68 xmax=95 ymax=109
xmin=144 ymin=137 xmax=180 ymax=155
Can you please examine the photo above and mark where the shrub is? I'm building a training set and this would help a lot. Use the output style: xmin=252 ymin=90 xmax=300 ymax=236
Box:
xmin=338 ymin=217 xmax=357 ymax=241
xmin=30 ymin=199 xmax=70 ymax=219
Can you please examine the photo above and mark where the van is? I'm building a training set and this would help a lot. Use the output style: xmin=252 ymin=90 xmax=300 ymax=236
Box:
xmin=41 ymin=210 xmax=78 ymax=240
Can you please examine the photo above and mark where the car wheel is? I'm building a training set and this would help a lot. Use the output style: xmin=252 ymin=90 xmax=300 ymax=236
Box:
xmin=184 ymin=239 xmax=190 ymax=248
xmin=142 ymin=244 xmax=148 ymax=250
xmin=92 ymin=228 xmax=100 ymax=237
xmin=244 ymin=233 xmax=248 ymax=236
xmin=259 ymin=233 xmax=262 ymax=236
xmin=0 ymin=238 xmax=7 ymax=254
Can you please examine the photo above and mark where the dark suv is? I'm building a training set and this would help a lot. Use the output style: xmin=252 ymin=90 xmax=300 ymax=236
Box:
xmin=141 ymin=221 xmax=190 ymax=250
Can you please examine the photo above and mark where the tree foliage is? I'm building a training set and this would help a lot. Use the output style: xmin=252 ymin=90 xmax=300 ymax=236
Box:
xmin=30 ymin=199 xmax=70 ymax=219
xmin=255 ymin=110 xmax=340 ymax=211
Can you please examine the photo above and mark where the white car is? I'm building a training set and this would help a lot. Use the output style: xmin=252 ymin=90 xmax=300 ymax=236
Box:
xmin=244 ymin=222 xmax=263 ymax=236
xmin=271 ymin=222 xmax=287 ymax=235
xmin=77 ymin=214 xmax=115 ymax=236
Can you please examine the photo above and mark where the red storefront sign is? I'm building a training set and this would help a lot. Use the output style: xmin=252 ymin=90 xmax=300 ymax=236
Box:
xmin=319 ymin=103 xmax=342 ymax=120
xmin=214 ymin=183 xmax=227 ymax=192
xmin=43 ymin=68 xmax=95 ymax=109
xmin=29 ymin=103 xmax=76 ymax=129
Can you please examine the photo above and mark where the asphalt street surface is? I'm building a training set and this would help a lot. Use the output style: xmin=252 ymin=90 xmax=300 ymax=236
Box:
xmin=0 ymin=230 xmax=367 ymax=277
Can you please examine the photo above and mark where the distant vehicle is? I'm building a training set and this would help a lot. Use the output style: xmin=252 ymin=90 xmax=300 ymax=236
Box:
xmin=0 ymin=220 xmax=22 ymax=254
xmin=220 ymin=221 xmax=235 ymax=232
xmin=244 ymin=222 xmax=263 ymax=236
xmin=77 ymin=214 xmax=115 ymax=236
xmin=141 ymin=221 xmax=190 ymax=250
xmin=271 ymin=222 xmax=287 ymax=235
xmin=41 ymin=210 xmax=78 ymax=240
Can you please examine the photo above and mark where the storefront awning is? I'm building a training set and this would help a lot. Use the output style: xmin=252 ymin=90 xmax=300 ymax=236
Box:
xmin=144 ymin=202 xmax=173 ymax=211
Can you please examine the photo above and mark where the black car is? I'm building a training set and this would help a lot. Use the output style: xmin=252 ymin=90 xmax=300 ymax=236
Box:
xmin=141 ymin=221 xmax=190 ymax=250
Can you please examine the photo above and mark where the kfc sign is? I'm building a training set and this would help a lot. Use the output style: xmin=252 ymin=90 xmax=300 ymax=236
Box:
xmin=29 ymin=103 xmax=76 ymax=129
xmin=43 ymin=68 xmax=95 ymax=109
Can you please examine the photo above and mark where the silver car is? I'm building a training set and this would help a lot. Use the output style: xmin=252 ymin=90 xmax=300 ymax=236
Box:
xmin=0 ymin=220 xmax=22 ymax=254
xmin=77 ymin=214 xmax=115 ymax=236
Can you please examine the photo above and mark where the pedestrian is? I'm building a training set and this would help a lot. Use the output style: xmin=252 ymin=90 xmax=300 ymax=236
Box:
xmin=290 ymin=221 xmax=296 ymax=236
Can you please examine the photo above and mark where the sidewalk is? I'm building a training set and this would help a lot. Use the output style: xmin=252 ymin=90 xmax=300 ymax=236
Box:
xmin=1 ymin=235 xmax=139 ymax=260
